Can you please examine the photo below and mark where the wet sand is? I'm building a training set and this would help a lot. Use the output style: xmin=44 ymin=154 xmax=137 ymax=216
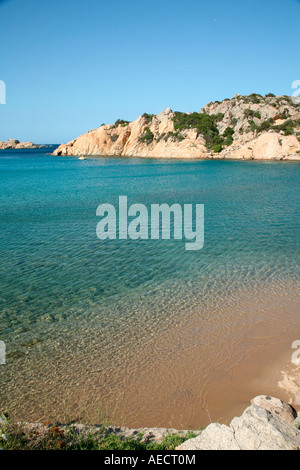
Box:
xmin=1 ymin=281 xmax=299 ymax=429
xmin=104 ymin=281 xmax=300 ymax=429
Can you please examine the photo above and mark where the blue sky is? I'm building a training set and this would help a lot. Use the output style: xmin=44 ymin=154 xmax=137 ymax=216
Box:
xmin=0 ymin=0 xmax=299 ymax=143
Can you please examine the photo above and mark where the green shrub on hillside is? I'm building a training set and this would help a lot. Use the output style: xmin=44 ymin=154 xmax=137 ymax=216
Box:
xmin=211 ymin=144 xmax=222 ymax=153
xmin=242 ymin=93 xmax=262 ymax=105
xmin=272 ymin=119 xmax=294 ymax=135
xmin=249 ymin=117 xmax=296 ymax=136
xmin=115 ymin=119 xmax=129 ymax=126
xmin=222 ymin=126 xmax=234 ymax=146
xmin=110 ymin=134 xmax=118 ymax=142
xmin=249 ymin=119 xmax=273 ymax=133
xmin=213 ymin=113 xmax=225 ymax=122
xmin=172 ymin=111 xmax=233 ymax=152
xmin=223 ymin=126 xmax=234 ymax=138
xmin=139 ymin=127 xmax=154 ymax=143
xmin=164 ymin=131 xmax=185 ymax=142
xmin=249 ymin=93 xmax=262 ymax=104
xmin=142 ymin=113 xmax=155 ymax=123
xmin=244 ymin=109 xmax=261 ymax=119
xmin=256 ymin=119 xmax=274 ymax=132
xmin=173 ymin=111 xmax=219 ymax=140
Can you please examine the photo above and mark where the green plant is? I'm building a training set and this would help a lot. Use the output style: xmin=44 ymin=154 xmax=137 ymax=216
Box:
xmin=248 ymin=93 xmax=262 ymax=104
xmin=211 ymin=144 xmax=222 ymax=153
xmin=222 ymin=127 xmax=234 ymax=146
xmin=164 ymin=131 xmax=185 ymax=142
xmin=272 ymin=119 xmax=294 ymax=135
xmin=244 ymin=109 xmax=261 ymax=119
xmin=110 ymin=134 xmax=118 ymax=142
xmin=149 ymin=431 xmax=198 ymax=451
xmin=283 ymin=108 xmax=291 ymax=118
xmin=223 ymin=126 xmax=234 ymax=138
xmin=139 ymin=127 xmax=154 ymax=143
xmin=0 ymin=421 xmax=200 ymax=451
xmin=212 ymin=112 xmax=225 ymax=122
xmin=156 ymin=132 xmax=166 ymax=142
xmin=114 ymin=119 xmax=129 ymax=127
xmin=142 ymin=113 xmax=155 ymax=123
xmin=248 ymin=116 xmax=296 ymax=136
xmin=173 ymin=112 xmax=221 ymax=150
xmin=250 ymin=118 xmax=274 ymax=133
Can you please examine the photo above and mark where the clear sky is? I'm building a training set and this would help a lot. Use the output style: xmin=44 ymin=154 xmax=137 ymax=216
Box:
xmin=0 ymin=0 xmax=299 ymax=143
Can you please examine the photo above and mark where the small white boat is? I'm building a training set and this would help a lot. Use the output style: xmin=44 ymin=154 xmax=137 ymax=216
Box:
xmin=78 ymin=156 xmax=85 ymax=160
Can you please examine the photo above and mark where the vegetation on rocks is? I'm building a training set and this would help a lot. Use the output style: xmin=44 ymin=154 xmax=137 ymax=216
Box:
xmin=223 ymin=126 xmax=235 ymax=146
xmin=163 ymin=131 xmax=185 ymax=142
xmin=244 ymin=109 xmax=261 ymax=119
xmin=248 ymin=117 xmax=298 ymax=136
xmin=142 ymin=113 xmax=155 ymax=123
xmin=0 ymin=419 xmax=198 ymax=451
xmin=110 ymin=134 xmax=118 ymax=142
xmin=241 ymin=93 xmax=263 ymax=104
xmin=53 ymin=92 xmax=300 ymax=159
xmin=139 ymin=127 xmax=154 ymax=143
xmin=114 ymin=119 xmax=129 ymax=127
xmin=173 ymin=112 xmax=218 ymax=151
xmin=172 ymin=111 xmax=234 ymax=152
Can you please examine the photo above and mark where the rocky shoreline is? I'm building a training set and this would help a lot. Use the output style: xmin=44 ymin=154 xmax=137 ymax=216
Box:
xmin=0 ymin=139 xmax=43 ymax=150
xmin=53 ymin=94 xmax=300 ymax=161
xmin=1 ymin=395 xmax=299 ymax=450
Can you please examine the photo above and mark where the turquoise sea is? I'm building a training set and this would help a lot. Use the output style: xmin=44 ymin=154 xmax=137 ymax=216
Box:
xmin=0 ymin=148 xmax=299 ymax=427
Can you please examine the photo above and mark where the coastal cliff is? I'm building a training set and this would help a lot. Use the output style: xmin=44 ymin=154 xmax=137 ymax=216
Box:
xmin=53 ymin=94 xmax=300 ymax=160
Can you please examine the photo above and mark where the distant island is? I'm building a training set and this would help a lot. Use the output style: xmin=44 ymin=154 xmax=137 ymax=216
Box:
xmin=0 ymin=139 xmax=44 ymax=150
xmin=53 ymin=93 xmax=300 ymax=161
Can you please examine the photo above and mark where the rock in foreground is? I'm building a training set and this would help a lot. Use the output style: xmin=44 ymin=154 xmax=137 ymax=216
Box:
xmin=176 ymin=397 xmax=300 ymax=451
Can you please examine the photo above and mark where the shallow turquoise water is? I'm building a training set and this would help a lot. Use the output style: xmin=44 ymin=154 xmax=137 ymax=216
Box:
xmin=0 ymin=148 xmax=299 ymax=424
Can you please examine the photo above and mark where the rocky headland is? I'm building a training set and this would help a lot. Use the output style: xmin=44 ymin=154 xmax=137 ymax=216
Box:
xmin=53 ymin=93 xmax=300 ymax=160
xmin=0 ymin=139 xmax=42 ymax=150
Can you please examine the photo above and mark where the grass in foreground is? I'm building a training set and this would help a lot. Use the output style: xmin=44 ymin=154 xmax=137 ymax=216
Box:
xmin=0 ymin=420 xmax=199 ymax=451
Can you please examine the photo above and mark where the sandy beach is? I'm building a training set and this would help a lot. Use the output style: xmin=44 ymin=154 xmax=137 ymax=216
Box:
xmin=1 ymin=280 xmax=299 ymax=430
